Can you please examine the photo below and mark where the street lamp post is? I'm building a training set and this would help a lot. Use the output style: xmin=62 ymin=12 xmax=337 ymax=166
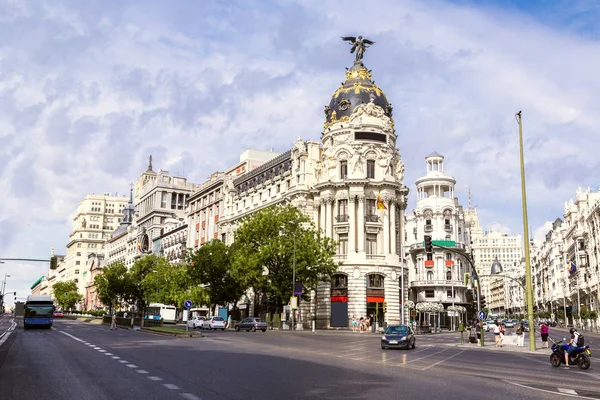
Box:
xmin=292 ymin=227 xmax=296 ymax=332
xmin=515 ymin=111 xmax=536 ymax=351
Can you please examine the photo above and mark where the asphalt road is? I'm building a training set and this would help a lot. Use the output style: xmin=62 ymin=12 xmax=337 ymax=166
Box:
xmin=0 ymin=317 xmax=599 ymax=400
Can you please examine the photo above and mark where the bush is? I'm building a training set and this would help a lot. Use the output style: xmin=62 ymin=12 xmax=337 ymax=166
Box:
xmin=272 ymin=313 xmax=281 ymax=329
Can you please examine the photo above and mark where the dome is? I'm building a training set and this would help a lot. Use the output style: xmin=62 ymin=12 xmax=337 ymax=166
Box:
xmin=324 ymin=62 xmax=392 ymax=129
xmin=490 ymin=257 xmax=503 ymax=275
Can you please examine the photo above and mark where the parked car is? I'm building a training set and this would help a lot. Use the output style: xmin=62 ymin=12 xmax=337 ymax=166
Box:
xmin=504 ymin=320 xmax=516 ymax=329
xmin=202 ymin=316 xmax=226 ymax=330
xmin=187 ymin=316 xmax=205 ymax=329
xmin=381 ymin=325 xmax=415 ymax=350
xmin=235 ymin=317 xmax=267 ymax=332
xmin=53 ymin=310 xmax=63 ymax=318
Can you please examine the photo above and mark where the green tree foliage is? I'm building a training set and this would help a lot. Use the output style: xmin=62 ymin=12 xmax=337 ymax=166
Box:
xmin=127 ymin=254 xmax=162 ymax=310
xmin=231 ymin=204 xmax=338 ymax=311
xmin=142 ymin=257 xmax=208 ymax=308
xmin=187 ymin=239 xmax=244 ymax=310
xmin=52 ymin=280 xmax=82 ymax=311
xmin=93 ymin=262 xmax=129 ymax=312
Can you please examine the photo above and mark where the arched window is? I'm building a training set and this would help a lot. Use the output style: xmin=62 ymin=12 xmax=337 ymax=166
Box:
xmin=367 ymin=274 xmax=384 ymax=288
xmin=427 ymin=271 xmax=434 ymax=281
xmin=446 ymin=270 xmax=452 ymax=280
xmin=331 ymin=274 xmax=348 ymax=297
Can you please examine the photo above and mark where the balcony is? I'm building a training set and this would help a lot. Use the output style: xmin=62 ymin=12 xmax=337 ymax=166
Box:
xmin=366 ymin=254 xmax=385 ymax=260
xmin=365 ymin=214 xmax=379 ymax=223
xmin=335 ymin=215 xmax=349 ymax=223
xmin=334 ymin=255 xmax=347 ymax=261
xmin=444 ymin=224 xmax=452 ymax=232
xmin=411 ymin=280 xmax=467 ymax=288
xmin=424 ymin=225 xmax=433 ymax=233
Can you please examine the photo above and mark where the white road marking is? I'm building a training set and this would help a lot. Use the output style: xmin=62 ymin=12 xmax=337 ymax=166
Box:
xmin=58 ymin=331 xmax=85 ymax=342
xmin=557 ymin=388 xmax=578 ymax=395
xmin=163 ymin=384 xmax=180 ymax=390
xmin=104 ymin=353 xmax=113 ymax=356
xmin=119 ymin=360 xmax=129 ymax=363
xmin=148 ymin=376 xmax=163 ymax=381
xmin=112 ymin=356 xmax=120 ymax=360
xmin=126 ymin=364 xmax=138 ymax=368
xmin=136 ymin=370 xmax=149 ymax=374
xmin=180 ymin=394 xmax=201 ymax=400
xmin=0 ymin=332 xmax=11 ymax=346
xmin=505 ymin=381 xmax=598 ymax=400
xmin=98 ymin=350 xmax=106 ymax=353
xmin=421 ymin=350 xmax=464 ymax=370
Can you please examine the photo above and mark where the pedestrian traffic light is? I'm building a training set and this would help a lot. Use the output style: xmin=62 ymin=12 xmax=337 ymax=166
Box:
xmin=463 ymin=273 xmax=471 ymax=286
xmin=424 ymin=235 xmax=433 ymax=253
xmin=480 ymin=295 xmax=487 ymax=309
xmin=383 ymin=302 xmax=388 ymax=313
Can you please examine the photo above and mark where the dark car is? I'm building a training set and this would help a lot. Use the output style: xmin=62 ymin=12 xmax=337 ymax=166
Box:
xmin=381 ymin=324 xmax=415 ymax=350
xmin=235 ymin=317 xmax=267 ymax=332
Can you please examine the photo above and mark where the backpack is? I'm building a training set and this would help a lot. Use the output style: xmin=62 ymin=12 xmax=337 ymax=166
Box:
xmin=575 ymin=333 xmax=584 ymax=347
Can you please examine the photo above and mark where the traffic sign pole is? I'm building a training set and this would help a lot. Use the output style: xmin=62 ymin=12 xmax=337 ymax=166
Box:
xmin=184 ymin=300 xmax=192 ymax=332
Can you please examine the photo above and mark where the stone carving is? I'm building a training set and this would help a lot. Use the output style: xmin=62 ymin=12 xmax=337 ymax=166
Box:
xmin=322 ymin=148 xmax=336 ymax=177
xmin=294 ymin=137 xmax=306 ymax=154
xmin=314 ymin=160 xmax=323 ymax=181
xmin=395 ymin=158 xmax=405 ymax=182
xmin=349 ymin=98 xmax=386 ymax=122
xmin=378 ymin=151 xmax=393 ymax=176
xmin=351 ymin=150 xmax=363 ymax=173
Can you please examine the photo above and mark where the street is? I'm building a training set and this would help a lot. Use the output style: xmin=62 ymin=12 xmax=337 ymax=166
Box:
xmin=1 ymin=317 xmax=599 ymax=400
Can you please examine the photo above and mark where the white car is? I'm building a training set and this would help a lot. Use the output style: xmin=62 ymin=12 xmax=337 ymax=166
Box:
xmin=187 ymin=316 xmax=206 ymax=329
xmin=202 ymin=316 xmax=226 ymax=330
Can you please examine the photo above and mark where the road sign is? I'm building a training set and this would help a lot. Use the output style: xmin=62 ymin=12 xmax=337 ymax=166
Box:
xmin=184 ymin=300 xmax=192 ymax=309
xmin=478 ymin=310 xmax=486 ymax=320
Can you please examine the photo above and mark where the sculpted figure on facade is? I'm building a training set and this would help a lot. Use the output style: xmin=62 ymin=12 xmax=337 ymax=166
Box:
xmin=294 ymin=137 xmax=307 ymax=154
xmin=351 ymin=149 xmax=363 ymax=174
xmin=378 ymin=151 xmax=393 ymax=176
xmin=395 ymin=158 xmax=405 ymax=182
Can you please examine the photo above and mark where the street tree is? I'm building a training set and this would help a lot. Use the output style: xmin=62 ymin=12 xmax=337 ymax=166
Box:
xmin=94 ymin=261 xmax=129 ymax=313
xmin=187 ymin=239 xmax=244 ymax=312
xmin=231 ymin=204 xmax=338 ymax=313
xmin=52 ymin=280 xmax=82 ymax=312
xmin=126 ymin=254 xmax=162 ymax=313
xmin=142 ymin=258 xmax=209 ymax=309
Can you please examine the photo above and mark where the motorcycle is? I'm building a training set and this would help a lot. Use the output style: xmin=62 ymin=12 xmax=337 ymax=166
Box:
xmin=549 ymin=337 xmax=591 ymax=370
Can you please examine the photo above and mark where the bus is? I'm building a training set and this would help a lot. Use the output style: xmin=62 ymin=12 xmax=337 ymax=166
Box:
xmin=24 ymin=295 xmax=55 ymax=329
xmin=146 ymin=303 xmax=177 ymax=324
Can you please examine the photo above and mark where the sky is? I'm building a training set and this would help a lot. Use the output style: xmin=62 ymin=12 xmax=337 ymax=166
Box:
xmin=1 ymin=0 xmax=600 ymax=306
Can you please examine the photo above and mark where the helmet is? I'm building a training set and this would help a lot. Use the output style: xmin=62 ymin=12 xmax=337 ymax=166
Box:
xmin=569 ymin=328 xmax=575 ymax=334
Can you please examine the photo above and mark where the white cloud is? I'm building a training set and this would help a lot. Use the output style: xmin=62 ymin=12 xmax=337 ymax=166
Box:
xmin=2 ymin=0 xmax=600 ymax=304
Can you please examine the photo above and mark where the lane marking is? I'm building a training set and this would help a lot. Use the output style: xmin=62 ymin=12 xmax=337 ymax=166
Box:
xmin=148 ymin=376 xmax=163 ymax=381
xmin=59 ymin=331 xmax=85 ymax=342
xmin=558 ymin=388 xmax=579 ymax=395
xmin=163 ymin=383 xmax=180 ymax=390
xmin=104 ymin=353 xmax=113 ymax=356
xmin=126 ymin=364 xmax=138 ymax=368
xmin=421 ymin=350 xmax=465 ymax=371
xmin=112 ymin=356 xmax=120 ymax=359
xmin=0 ymin=331 xmax=11 ymax=346
xmin=136 ymin=370 xmax=149 ymax=374
xmin=98 ymin=350 xmax=106 ymax=353
xmin=119 ymin=360 xmax=129 ymax=364
xmin=180 ymin=394 xmax=201 ymax=400
xmin=505 ymin=381 xmax=598 ymax=399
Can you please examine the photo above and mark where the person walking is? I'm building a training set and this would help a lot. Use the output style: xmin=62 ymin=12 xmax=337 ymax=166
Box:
xmin=493 ymin=320 xmax=503 ymax=347
xmin=540 ymin=322 xmax=549 ymax=348
xmin=351 ymin=315 xmax=357 ymax=332
xmin=516 ymin=322 xmax=525 ymax=347
xmin=110 ymin=313 xmax=117 ymax=331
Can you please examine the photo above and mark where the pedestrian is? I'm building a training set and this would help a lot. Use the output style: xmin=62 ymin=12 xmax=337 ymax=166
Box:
xmin=516 ymin=322 xmax=525 ymax=347
xmin=110 ymin=313 xmax=117 ymax=331
xmin=351 ymin=315 xmax=357 ymax=332
xmin=458 ymin=321 xmax=465 ymax=344
xmin=493 ymin=320 xmax=503 ymax=347
xmin=226 ymin=315 xmax=232 ymax=329
xmin=540 ymin=322 xmax=549 ymax=348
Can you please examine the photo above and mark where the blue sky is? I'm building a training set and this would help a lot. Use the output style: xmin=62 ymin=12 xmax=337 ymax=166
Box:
xmin=1 ymin=0 xmax=600 ymax=305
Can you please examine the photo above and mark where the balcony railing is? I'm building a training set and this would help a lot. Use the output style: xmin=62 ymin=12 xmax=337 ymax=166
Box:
xmin=411 ymin=280 xmax=467 ymax=287
xmin=424 ymin=225 xmax=433 ymax=232
xmin=365 ymin=214 xmax=379 ymax=223
xmin=366 ymin=254 xmax=385 ymax=260
xmin=335 ymin=215 xmax=349 ymax=223
xmin=444 ymin=224 xmax=452 ymax=232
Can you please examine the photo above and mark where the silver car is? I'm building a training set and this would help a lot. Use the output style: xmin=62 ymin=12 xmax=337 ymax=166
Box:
xmin=235 ymin=317 xmax=267 ymax=332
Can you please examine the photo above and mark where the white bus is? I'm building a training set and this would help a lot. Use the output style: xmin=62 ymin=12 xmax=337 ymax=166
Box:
xmin=146 ymin=303 xmax=177 ymax=324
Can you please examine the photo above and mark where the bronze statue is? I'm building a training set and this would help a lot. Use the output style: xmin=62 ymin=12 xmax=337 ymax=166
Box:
xmin=341 ymin=36 xmax=375 ymax=63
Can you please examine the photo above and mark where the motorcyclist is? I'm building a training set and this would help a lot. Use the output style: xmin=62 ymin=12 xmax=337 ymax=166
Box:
xmin=564 ymin=328 xmax=581 ymax=369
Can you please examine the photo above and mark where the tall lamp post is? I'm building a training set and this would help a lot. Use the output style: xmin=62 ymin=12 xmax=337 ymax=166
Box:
xmin=288 ymin=222 xmax=297 ymax=332
xmin=516 ymin=111 xmax=536 ymax=351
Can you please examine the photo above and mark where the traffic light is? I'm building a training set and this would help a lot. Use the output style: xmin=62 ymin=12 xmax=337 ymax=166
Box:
xmin=424 ymin=235 xmax=433 ymax=253
xmin=463 ymin=273 xmax=471 ymax=286
xmin=383 ymin=301 xmax=388 ymax=313
xmin=480 ymin=295 xmax=487 ymax=309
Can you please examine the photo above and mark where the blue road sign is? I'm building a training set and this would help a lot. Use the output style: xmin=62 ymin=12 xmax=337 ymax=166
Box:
xmin=478 ymin=310 xmax=486 ymax=320
xmin=184 ymin=300 xmax=192 ymax=309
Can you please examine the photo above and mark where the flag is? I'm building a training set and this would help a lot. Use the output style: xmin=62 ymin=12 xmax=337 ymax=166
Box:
xmin=89 ymin=260 xmax=95 ymax=272
xmin=137 ymin=242 xmax=142 ymax=253
xmin=376 ymin=194 xmax=387 ymax=210
xmin=569 ymin=262 xmax=577 ymax=275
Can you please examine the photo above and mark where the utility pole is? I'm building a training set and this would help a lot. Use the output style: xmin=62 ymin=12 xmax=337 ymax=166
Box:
xmin=516 ymin=111 xmax=536 ymax=351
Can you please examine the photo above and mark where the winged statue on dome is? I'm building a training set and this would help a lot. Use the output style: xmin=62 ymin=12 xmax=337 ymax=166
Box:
xmin=341 ymin=36 xmax=375 ymax=63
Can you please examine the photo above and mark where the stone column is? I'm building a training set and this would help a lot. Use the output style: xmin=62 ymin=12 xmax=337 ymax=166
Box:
xmin=320 ymin=201 xmax=326 ymax=234
xmin=390 ymin=201 xmax=396 ymax=255
xmin=383 ymin=198 xmax=390 ymax=254
xmin=313 ymin=199 xmax=320 ymax=230
xmin=349 ymin=197 xmax=356 ymax=252
xmin=325 ymin=199 xmax=333 ymax=238
xmin=357 ymin=196 xmax=365 ymax=252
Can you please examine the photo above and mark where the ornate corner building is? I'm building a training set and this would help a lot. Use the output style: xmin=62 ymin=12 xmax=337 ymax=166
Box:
xmin=218 ymin=57 xmax=409 ymax=328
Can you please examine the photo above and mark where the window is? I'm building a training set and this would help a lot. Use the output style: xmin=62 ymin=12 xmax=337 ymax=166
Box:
xmin=340 ymin=161 xmax=348 ymax=179
xmin=447 ymin=289 xmax=454 ymax=298
xmin=446 ymin=271 xmax=452 ymax=280
xmin=75 ymin=270 xmax=80 ymax=274
xmin=425 ymin=289 xmax=434 ymax=298
xmin=76 ymin=252 xmax=81 ymax=256
xmin=75 ymin=261 xmax=81 ymax=265
xmin=161 ymin=192 xmax=168 ymax=208
xmin=425 ymin=219 xmax=432 ymax=226
xmin=338 ymin=233 xmax=348 ymax=255
xmin=366 ymin=233 xmax=377 ymax=254
xmin=77 ymin=243 xmax=82 ymax=248
xmin=337 ymin=199 xmax=348 ymax=222
xmin=446 ymin=253 xmax=452 ymax=261
xmin=366 ymin=199 xmax=376 ymax=215
xmin=366 ymin=160 xmax=375 ymax=178
xmin=367 ymin=274 xmax=384 ymax=288
xmin=426 ymin=271 xmax=433 ymax=281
